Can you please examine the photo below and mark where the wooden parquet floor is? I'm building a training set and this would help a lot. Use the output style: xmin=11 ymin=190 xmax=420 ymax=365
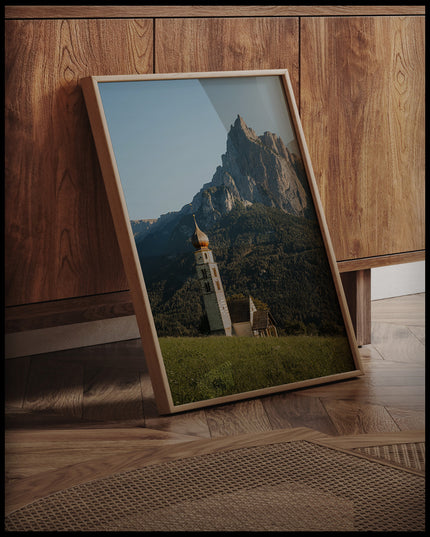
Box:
xmin=4 ymin=293 xmax=425 ymax=514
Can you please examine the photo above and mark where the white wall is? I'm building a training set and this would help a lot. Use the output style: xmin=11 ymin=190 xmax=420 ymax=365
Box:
xmin=371 ymin=260 xmax=425 ymax=301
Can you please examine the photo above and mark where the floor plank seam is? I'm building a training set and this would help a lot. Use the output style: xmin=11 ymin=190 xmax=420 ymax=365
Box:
xmin=405 ymin=325 xmax=426 ymax=345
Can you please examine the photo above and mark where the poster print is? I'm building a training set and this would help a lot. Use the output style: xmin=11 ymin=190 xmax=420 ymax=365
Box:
xmin=82 ymin=70 xmax=363 ymax=414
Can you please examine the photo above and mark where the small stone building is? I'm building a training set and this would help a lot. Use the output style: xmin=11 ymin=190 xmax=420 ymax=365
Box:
xmin=228 ymin=297 xmax=278 ymax=337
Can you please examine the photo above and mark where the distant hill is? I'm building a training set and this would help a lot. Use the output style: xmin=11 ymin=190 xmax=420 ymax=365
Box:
xmin=130 ymin=219 xmax=157 ymax=241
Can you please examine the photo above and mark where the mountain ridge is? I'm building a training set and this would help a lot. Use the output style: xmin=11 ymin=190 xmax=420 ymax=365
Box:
xmin=134 ymin=115 xmax=313 ymax=257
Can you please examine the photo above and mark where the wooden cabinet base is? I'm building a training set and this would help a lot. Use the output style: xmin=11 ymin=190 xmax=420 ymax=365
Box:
xmin=5 ymin=271 xmax=373 ymax=353
xmin=340 ymin=270 xmax=371 ymax=346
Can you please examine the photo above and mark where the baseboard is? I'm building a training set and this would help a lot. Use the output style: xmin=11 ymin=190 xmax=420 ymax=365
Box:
xmin=4 ymin=315 xmax=140 ymax=359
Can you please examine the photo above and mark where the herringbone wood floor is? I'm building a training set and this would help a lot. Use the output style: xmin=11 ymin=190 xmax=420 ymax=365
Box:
xmin=5 ymin=293 xmax=425 ymax=512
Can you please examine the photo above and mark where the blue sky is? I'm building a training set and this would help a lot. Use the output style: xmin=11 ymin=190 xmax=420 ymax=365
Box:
xmin=99 ymin=76 xmax=296 ymax=220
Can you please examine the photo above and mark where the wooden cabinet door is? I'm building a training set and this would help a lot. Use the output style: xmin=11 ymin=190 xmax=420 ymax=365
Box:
xmin=300 ymin=16 xmax=425 ymax=262
xmin=5 ymin=19 xmax=153 ymax=306
xmin=155 ymin=17 xmax=300 ymax=97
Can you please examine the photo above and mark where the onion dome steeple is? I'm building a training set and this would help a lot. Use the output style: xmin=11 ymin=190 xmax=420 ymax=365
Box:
xmin=191 ymin=215 xmax=209 ymax=250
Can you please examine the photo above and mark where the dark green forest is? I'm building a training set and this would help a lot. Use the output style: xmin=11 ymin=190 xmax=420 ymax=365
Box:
xmin=139 ymin=203 xmax=347 ymax=338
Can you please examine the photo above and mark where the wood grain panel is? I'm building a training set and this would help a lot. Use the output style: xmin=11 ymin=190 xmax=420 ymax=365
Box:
xmin=322 ymin=399 xmax=400 ymax=435
xmin=5 ymin=428 xmax=198 ymax=485
xmin=5 ymin=6 xmax=426 ymax=19
xmin=23 ymin=356 xmax=84 ymax=418
xmin=371 ymin=322 xmax=425 ymax=364
xmin=83 ymin=367 xmax=144 ymax=422
xmin=340 ymin=269 xmax=371 ymax=346
xmin=155 ymin=18 xmax=299 ymax=98
xmin=140 ymin=371 xmax=211 ymax=438
xmin=262 ymin=392 xmax=338 ymax=435
xmin=5 ymin=291 xmax=134 ymax=333
xmin=5 ymin=428 xmax=198 ymax=481
xmin=4 ymin=19 xmax=153 ymax=306
xmin=300 ymin=16 xmax=425 ymax=261
xmin=315 ymin=429 xmax=425 ymax=449
xmin=337 ymin=250 xmax=425 ymax=272
xmin=385 ymin=407 xmax=425 ymax=431
xmin=205 ymin=399 xmax=273 ymax=437
xmin=371 ymin=293 xmax=425 ymax=326
xmin=407 ymin=326 xmax=425 ymax=345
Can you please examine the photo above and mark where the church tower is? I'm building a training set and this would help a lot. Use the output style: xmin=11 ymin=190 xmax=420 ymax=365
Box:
xmin=191 ymin=216 xmax=232 ymax=336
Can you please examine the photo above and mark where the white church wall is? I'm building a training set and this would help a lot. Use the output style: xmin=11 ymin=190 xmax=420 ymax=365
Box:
xmin=232 ymin=322 xmax=253 ymax=337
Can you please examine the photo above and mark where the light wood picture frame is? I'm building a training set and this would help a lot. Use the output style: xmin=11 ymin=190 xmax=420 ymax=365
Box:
xmin=81 ymin=70 xmax=363 ymax=414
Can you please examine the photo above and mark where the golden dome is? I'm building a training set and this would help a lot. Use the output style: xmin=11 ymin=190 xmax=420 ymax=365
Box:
xmin=191 ymin=215 xmax=209 ymax=250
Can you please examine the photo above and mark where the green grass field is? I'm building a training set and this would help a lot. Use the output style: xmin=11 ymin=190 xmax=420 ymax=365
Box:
xmin=159 ymin=335 xmax=356 ymax=405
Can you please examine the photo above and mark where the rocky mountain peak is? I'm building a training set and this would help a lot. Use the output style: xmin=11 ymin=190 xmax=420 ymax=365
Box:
xmin=135 ymin=116 xmax=312 ymax=256
xmin=191 ymin=116 xmax=310 ymax=225
xmin=230 ymin=114 xmax=259 ymax=141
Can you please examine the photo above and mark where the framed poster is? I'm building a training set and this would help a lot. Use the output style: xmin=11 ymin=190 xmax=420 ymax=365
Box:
xmin=81 ymin=70 xmax=363 ymax=414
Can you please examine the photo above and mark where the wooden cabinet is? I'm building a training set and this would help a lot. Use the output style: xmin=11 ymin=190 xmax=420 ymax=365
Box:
xmin=154 ymin=17 xmax=300 ymax=97
xmin=5 ymin=18 xmax=153 ymax=306
xmin=301 ymin=16 xmax=425 ymax=262
xmin=4 ymin=6 xmax=425 ymax=345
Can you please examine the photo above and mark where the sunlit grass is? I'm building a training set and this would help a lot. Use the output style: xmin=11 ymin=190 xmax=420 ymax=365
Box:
xmin=159 ymin=335 xmax=355 ymax=405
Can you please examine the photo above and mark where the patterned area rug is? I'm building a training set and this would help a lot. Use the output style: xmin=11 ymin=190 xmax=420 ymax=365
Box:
xmin=5 ymin=438 xmax=424 ymax=532
xmin=352 ymin=441 xmax=425 ymax=474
